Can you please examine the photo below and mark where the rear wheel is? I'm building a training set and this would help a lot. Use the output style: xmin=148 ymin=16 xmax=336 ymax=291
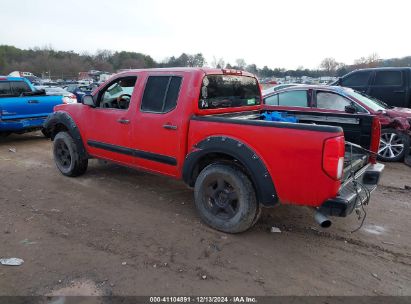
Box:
xmin=378 ymin=129 xmax=410 ymax=162
xmin=53 ymin=131 xmax=88 ymax=176
xmin=194 ymin=163 xmax=258 ymax=233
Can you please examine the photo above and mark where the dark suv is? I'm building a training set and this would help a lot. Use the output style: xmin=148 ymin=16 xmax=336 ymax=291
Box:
xmin=334 ymin=67 xmax=411 ymax=109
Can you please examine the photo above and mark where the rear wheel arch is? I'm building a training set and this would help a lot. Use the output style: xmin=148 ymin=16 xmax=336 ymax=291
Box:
xmin=183 ymin=136 xmax=278 ymax=207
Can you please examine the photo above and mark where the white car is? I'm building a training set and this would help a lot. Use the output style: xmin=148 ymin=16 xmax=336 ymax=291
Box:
xmin=35 ymin=86 xmax=77 ymax=104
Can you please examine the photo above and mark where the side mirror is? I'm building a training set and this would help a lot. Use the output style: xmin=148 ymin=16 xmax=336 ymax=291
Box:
xmin=82 ymin=94 xmax=96 ymax=107
xmin=345 ymin=104 xmax=356 ymax=114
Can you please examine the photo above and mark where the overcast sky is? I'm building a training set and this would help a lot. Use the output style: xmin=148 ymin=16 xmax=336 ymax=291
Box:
xmin=1 ymin=0 xmax=410 ymax=69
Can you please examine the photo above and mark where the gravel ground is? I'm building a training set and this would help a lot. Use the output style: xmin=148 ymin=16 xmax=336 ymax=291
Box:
xmin=0 ymin=132 xmax=410 ymax=296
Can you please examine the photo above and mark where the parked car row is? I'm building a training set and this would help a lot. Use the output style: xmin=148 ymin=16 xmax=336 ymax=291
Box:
xmin=263 ymin=70 xmax=411 ymax=162
xmin=35 ymin=86 xmax=78 ymax=104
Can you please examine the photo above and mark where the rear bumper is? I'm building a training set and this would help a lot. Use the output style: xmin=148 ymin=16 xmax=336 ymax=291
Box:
xmin=0 ymin=117 xmax=47 ymax=132
xmin=319 ymin=163 xmax=385 ymax=217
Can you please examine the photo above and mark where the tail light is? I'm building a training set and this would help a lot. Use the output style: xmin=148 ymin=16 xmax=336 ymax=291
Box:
xmin=322 ymin=136 xmax=345 ymax=180
xmin=222 ymin=69 xmax=242 ymax=75
xmin=369 ymin=117 xmax=381 ymax=164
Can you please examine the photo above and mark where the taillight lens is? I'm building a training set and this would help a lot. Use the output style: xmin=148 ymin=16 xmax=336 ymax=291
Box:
xmin=322 ymin=136 xmax=345 ymax=180
xmin=369 ymin=117 xmax=381 ymax=164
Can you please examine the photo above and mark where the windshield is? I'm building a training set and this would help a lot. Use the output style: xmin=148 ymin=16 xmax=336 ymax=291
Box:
xmin=199 ymin=75 xmax=261 ymax=109
xmin=345 ymin=89 xmax=387 ymax=112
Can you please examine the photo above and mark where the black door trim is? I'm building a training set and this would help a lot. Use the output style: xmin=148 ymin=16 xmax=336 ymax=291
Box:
xmin=87 ymin=140 xmax=177 ymax=166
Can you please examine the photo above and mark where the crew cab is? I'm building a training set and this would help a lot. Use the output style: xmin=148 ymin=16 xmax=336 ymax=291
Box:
xmin=0 ymin=76 xmax=68 ymax=137
xmin=44 ymin=68 xmax=384 ymax=233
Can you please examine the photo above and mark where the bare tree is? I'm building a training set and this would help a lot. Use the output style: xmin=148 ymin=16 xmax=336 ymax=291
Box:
xmin=235 ymin=58 xmax=246 ymax=70
xmin=320 ymin=57 xmax=339 ymax=75
xmin=211 ymin=56 xmax=225 ymax=69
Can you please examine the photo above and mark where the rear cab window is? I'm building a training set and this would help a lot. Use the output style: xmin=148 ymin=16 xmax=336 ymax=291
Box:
xmin=198 ymin=75 xmax=260 ymax=109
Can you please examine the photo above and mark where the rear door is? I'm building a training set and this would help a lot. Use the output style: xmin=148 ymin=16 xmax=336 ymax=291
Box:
xmin=340 ymin=70 xmax=372 ymax=94
xmin=132 ymin=74 xmax=184 ymax=177
xmin=368 ymin=69 xmax=407 ymax=107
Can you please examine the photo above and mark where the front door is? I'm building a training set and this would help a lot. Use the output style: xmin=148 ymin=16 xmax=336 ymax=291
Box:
xmin=340 ymin=70 xmax=372 ymax=94
xmin=84 ymin=76 xmax=138 ymax=166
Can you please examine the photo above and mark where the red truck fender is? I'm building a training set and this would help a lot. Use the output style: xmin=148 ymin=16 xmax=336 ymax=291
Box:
xmin=43 ymin=111 xmax=89 ymax=160
xmin=183 ymin=136 xmax=278 ymax=207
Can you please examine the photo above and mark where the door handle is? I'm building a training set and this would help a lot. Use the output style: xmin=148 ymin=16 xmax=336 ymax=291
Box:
xmin=163 ymin=123 xmax=177 ymax=130
xmin=117 ymin=118 xmax=130 ymax=124
xmin=27 ymin=100 xmax=39 ymax=104
xmin=393 ymin=90 xmax=405 ymax=93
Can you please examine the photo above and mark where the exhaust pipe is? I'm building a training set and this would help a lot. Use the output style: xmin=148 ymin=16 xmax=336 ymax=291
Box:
xmin=314 ymin=211 xmax=332 ymax=228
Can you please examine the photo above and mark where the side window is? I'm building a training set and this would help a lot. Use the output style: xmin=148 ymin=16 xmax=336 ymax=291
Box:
xmin=278 ymin=90 xmax=308 ymax=107
xmin=98 ymin=76 xmax=137 ymax=110
xmin=0 ymin=82 xmax=12 ymax=96
xmin=341 ymin=71 xmax=371 ymax=87
xmin=316 ymin=92 xmax=351 ymax=111
xmin=374 ymin=71 xmax=402 ymax=86
xmin=11 ymin=81 xmax=31 ymax=96
xmin=141 ymin=76 xmax=182 ymax=113
xmin=264 ymin=94 xmax=278 ymax=106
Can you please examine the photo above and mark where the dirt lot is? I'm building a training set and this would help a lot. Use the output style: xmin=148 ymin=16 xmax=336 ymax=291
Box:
xmin=0 ymin=132 xmax=410 ymax=296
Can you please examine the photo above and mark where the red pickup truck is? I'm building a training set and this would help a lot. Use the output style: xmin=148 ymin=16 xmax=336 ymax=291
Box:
xmin=44 ymin=68 xmax=384 ymax=233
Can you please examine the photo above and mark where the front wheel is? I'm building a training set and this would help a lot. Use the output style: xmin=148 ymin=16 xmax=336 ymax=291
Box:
xmin=378 ymin=129 xmax=410 ymax=162
xmin=194 ymin=163 xmax=258 ymax=233
xmin=53 ymin=131 xmax=88 ymax=177
xmin=0 ymin=132 xmax=11 ymax=138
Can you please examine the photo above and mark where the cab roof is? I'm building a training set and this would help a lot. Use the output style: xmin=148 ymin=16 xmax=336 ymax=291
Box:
xmin=114 ymin=67 xmax=256 ymax=78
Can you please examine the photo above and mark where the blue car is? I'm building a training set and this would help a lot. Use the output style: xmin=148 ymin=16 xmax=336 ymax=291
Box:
xmin=0 ymin=76 xmax=65 ymax=136
xmin=64 ymin=84 xmax=94 ymax=102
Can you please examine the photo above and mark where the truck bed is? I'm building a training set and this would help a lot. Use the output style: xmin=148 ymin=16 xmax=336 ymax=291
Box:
xmin=194 ymin=109 xmax=374 ymax=183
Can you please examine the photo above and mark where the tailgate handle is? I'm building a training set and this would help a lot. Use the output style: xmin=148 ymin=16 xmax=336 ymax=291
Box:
xmin=27 ymin=100 xmax=39 ymax=104
xmin=163 ymin=123 xmax=177 ymax=130
xmin=117 ymin=118 xmax=130 ymax=124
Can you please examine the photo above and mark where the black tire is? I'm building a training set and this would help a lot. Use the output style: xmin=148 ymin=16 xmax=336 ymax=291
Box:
xmin=53 ymin=131 xmax=88 ymax=177
xmin=41 ymin=128 xmax=51 ymax=138
xmin=0 ymin=132 xmax=11 ymax=138
xmin=194 ymin=163 xmax=258 ymax=233
xmin=378 ymin=129 xmax=410 ymax=162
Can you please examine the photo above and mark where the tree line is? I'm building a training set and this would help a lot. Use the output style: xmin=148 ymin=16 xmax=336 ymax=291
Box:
xmin=1 ymin=45 xmax=411 ymax=80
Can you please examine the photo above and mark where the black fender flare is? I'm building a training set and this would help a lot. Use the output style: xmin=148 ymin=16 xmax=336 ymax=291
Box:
xmin=43 ymin=111 xmax=88 ymax=159
xmin=183 ymin=136 xmax=278 ymax=207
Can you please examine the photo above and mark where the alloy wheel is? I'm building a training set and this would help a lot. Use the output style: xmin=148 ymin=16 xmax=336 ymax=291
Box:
xmin=379 ymin=132 xmax=405 ymax=159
